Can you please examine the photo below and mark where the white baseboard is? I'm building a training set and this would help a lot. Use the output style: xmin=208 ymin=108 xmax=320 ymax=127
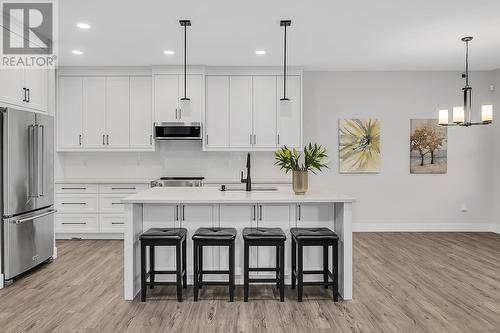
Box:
xmin=56 ymin=233 xmax=124 ymax=240
xmin=353 ymin=223 xmax=499 ymax=233
xmin=0 ymin=274 xmax=4 ymax=289
xmin=53 ymin=246 xmax=58 ymax=259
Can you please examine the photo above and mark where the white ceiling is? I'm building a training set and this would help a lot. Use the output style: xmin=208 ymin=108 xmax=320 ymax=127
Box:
xmin=59 ymin=0 xmax=500 ymax=70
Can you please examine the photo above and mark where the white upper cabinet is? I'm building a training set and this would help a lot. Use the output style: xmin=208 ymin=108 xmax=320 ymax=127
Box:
xmin=24 ymin=69 xmax=48 ymax=112
xmin=106 ymin=77 xmax=130 ymax=148
xmin=154 ymin=74 xmax=204 ymax=122
xmin=130 ymin=76 xmax=153 ymax=148
xmin=252 ymin=76 xmax=277 ymax=148
xmin=0 ymin=27 xmax=49 ymax=113
xmin=205 ymin=76 xmax=229 ymax=147
xmin=229 ymin=76 xmax=253 ymax=147
xmin=82 ymin=77 xmax=106 ymax=148
xmin=277 ymin=75 xmax=302 ymax=148
xmin=154 ymin=75 xmax=178 ymax=122
xmin=57 ymin=73 xmax=153 ymax=152
xmin=204 ymin=72 xmax=302 ymax=151
xmin=58 ymin=77 xmax=83 ymax=149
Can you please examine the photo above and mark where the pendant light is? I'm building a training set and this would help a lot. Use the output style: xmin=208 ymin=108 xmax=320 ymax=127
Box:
xmin=179 ymin=19 xmax=191 ymax=116
xmin=438 ymin=37 xmax=493 ymax=127
xmin=280 ymin=20 xmax=292 ymax=117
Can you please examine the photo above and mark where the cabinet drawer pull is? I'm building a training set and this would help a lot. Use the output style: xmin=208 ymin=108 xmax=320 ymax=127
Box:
xmin=61 ymin=187 xmax=87 ymax=190
xmin=111 ymin=202 xmax=123 ymax=205
xmin=26 ymin=88 xmax=30 ymax=102
xmin=111 ymin=187 xmax=136 ymax=190
xmin=298 ymin=204 xmax=301 ymax=221
xmin=111 ymin=222 xmax=124 ymax=225
xmin=61 ymin=202 xmax=87 ymax=205
xmin=259 ymin=205 xmax=263 ymax=221
xmin=62 ymin=222 xmax=87 ymax=225
xmin=79 ymin=134 xmax=82 ymax=146
xmin=106 ymin=135 xmax=109 ymax=145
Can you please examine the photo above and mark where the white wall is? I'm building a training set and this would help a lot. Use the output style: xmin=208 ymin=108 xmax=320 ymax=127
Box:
xmin=303 ymin=71 xmax=496 ymax=230
xmin=58 ymin=70 xmax=498 ymax=231
xmin=493 ymin=69 xmax=500 ymax=231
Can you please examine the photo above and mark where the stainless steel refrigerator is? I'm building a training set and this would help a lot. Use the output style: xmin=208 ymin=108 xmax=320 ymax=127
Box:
xmin=1 ymin=108 xmax=55 ymax=283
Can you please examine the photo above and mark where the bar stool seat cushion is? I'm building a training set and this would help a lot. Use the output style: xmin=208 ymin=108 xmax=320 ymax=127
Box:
xmin=140 ymin=228 xmax=187 ymax=240
xmin=242 ymin=227 xmax=286 ymax=241
xmin=192 ymin=227 xmax=237 ymax=240
xmin=290 ymin=227 xmax=339 ymax=240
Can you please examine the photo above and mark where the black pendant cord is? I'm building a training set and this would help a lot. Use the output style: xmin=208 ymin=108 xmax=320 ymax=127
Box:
xmin=283 ymin=24 xmax=287 ymax=99
xmin=180 ymin=20 xmax=191 ymax=101
xmin=465 ymin=40 xmax=469 ymax=87
xmin=280 ymin=20 xmax=291 ymax=101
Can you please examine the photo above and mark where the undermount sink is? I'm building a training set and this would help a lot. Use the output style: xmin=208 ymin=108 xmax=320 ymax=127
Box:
xmin=219 ymin=186 xmax=278 ymax=192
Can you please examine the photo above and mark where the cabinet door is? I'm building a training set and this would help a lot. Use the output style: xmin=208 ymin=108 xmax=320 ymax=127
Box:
xmin=219 ymin=204 xmax=257 ymax=277
xmin=58 ymin=77 xmax=83 ymax=149
xmin=205 ymin=76 xmax=229 ymax=148
xmin=130 ymin=76 xmax=153 ymax=148
xmin=0 ymin=29 xmax=24 ymax=107
xmin=277 ymin=75 xmax=301 ymax=148
xmin=296 ymin=203 xmax=335 ymax=272
xmin=153 ymin=75 xmax=178 ymax=122
xmin=143 ymin=204 xmax=179 ymax=277
xmin=181 ymin=204 xmax=216 ymax=278
xmin=82 ymin=77 xmax=106 ymax=148
xmin=24 ymin=69 xmax=48 ymax=112
xmin=252 ymin=76 xmax=277 ymax=148
xmin=229 ymin=76 xmax=253 ymax=147
xmin=256 ymin=204 xmax=291 ymax=275
xmin=178 ymin=74 xmax=203 ymax=121
xmin=106 ymin=77 xmax=130 ymax=148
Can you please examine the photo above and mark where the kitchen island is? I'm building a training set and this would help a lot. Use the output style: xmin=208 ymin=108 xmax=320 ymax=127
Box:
xmin=122 ymin=187 xmax=354 ymax=300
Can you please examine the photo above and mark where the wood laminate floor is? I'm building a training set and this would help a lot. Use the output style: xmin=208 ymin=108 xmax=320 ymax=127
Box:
xmin=1 ymin=233 xmax=499 ymax=332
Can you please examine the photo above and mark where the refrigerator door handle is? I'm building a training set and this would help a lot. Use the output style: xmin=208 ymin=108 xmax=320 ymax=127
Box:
xmin=14 ymin=209 xmax=57 ymax=224
xmin=39 ymin=124 xmax=44 ymax=197
xmin=28 ymin=124 xmax=37 ymax=198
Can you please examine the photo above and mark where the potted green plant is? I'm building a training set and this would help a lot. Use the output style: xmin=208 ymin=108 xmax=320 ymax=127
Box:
xmin=274 ymin=143 xmax=328 ymax=194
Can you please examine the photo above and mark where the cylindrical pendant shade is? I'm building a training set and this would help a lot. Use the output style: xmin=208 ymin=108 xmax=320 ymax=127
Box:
xmin=453 ymin=106 xmax=464 ymax=123
xmin=481 ymin=105 xmax=493 ymax=122
xmin=438 ymin=109 xmax=449 ymax=125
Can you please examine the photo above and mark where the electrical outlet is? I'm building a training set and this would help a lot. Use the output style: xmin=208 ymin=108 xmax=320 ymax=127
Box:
xmin=460 ymin=204 xmax=468 ymax=213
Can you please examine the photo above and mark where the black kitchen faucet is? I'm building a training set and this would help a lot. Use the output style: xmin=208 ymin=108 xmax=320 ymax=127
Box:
xmin=240 ymin=153 xmax=252 ymax=191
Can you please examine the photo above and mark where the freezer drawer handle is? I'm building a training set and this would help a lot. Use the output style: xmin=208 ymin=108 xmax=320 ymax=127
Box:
xmin=14 ymin=209 xmax=57 ymax=224
xmin=111 ymin=222 xmax=124 ymax=225
xmin=62 ymin=222 xmax=86 ymax=225
xmin=111 ymin=187 xmax=136 ymax=190
xmin=61 ymin=187 xmax=87 ymax=190
xmin=111 ymin=202 xmax=123 ymax=205
xmin=61 ymin=202 xmax=87 ymax=205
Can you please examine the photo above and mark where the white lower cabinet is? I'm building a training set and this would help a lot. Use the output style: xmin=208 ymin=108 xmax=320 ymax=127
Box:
xmin=219 ymin=204 xmax=256 ymax=276
xmin=55 ymin=214 xmax=99 ymax=233
xmin=55 ymin=182 xmax=149 ymax=238
xmin=296 ymin=203 xmax=335 ymax=274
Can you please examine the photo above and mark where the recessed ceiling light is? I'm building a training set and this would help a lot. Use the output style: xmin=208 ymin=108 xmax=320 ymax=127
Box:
xmin=255 ymin=50 xmax=266 ymax=55
xmin=76 ymin=23 xmax=91 ymax=29
xmin=163 ymin=50 xmax=175 ymax=55
xmin=72 ymin=50 xmax=83 ymax=55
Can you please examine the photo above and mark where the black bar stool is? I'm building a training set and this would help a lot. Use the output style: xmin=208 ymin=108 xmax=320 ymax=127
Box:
xmin=243 ymin=227 xmax=286 ymax=302
xmin=140 ymin=228 xmax=187 ymax=302
xmin=192 ymin=227 xmax=236 ymax=302
xmin=290 ymin=227 xmax=339 ymax=302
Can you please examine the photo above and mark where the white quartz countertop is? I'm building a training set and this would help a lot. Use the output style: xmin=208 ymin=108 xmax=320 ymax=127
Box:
xmin=122 ymin=187 xmax=354 ymax=204
xmin=55 ymin=178 xmax=153 ymax=184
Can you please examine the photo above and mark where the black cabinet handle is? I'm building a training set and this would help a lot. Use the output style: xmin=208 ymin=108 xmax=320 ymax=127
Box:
xmin=22 ymin=88 xmax=26 ymax=102
xmin=62 ymin=222 xmax=86 ymax=225
xmin=26 ymin=88 xmax=30 ymax=102
xmin=61 ymin=202 xmax=87 ymax=205
xmin=111 ymin=222 xmax=124 ymax=225
xmin=61 ymin=187 xmax=86 ymax=190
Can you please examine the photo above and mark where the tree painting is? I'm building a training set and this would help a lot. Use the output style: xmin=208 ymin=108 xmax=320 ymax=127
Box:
xmin=410 ymin=119 xmax=447 ymax=174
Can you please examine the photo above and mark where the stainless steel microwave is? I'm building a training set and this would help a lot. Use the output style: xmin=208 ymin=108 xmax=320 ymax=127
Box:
xmin=154 ymin=122 xmax=202 ymax=140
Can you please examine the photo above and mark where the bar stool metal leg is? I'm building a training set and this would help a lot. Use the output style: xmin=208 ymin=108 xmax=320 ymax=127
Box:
xmin=140 ymin=242 xmax=146 ymax=302
xmin=298 ymin=242 xmax=303 ymax=302
xmin=323 ymin=245 xmax=329 ymax=289
xmin=244 ymin=241 xmax=249 ymax=302
xmin=149 ymin=245 xmax=155 ymax=289
xmin=279 ymin=243 xmax=285 ymax=302
xmin=176 ymin=242 xmax=182 ymax=302
xmin=193 ymin=241 xmax=199 ymax=302
xmin=182 ymin=237 xmax=187 ymax=288
xmin=291 ymin=237 xmax=296 ymax=290
xmin=333 ymin=239 xmax=339 ymax=302
xmin=229 ymin=241 xmax=235 ymax=302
